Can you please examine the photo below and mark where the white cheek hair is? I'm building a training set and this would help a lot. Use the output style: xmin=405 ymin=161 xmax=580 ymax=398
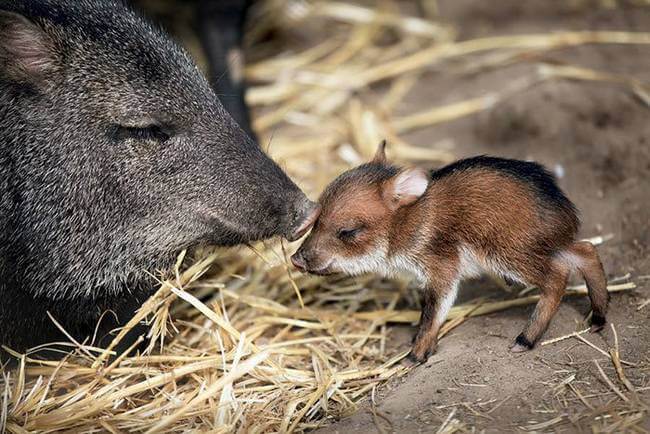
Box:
xmin=331 ymin=245 xmax=388 ymax=277
xmin=334 ymin=251 xmax=429 ymax=287
xmin=332 ymin=242 xmax=429 ymax=286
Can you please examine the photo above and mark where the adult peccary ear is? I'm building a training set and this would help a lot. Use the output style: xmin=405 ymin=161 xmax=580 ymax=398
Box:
xmin=371 ymin=140 xmax=387 ymax=164
xmin=0 ymin=11 xmax=57 ymax=85
xmin=383 ymin=167 xmax=429 ymax=210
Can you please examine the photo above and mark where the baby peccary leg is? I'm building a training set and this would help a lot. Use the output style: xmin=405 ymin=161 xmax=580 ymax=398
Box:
xmin=409 ymin=273 xmax=459 ymax=363
xmin=570 ymin=241 xmax=609 ymax=332
xmin=512 ymin=262 xmax=569 ymax=352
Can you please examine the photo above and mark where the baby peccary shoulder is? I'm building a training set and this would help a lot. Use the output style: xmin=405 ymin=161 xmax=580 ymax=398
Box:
xmin=292 ymin=142 xmax=608 ymax=363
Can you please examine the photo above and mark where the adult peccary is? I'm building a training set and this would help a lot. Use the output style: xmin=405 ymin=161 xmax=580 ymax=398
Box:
xmin=0 ymin=0 xmax=319 ymax=358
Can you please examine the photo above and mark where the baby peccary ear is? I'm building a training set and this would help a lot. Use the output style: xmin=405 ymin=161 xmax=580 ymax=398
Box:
xmin=0 ymin=12 xmax=56 ymax=85
xmin=371 ymin=140 xmax=387 ymax=164
xmin=383 ymin=167 xmax=429 ymax=210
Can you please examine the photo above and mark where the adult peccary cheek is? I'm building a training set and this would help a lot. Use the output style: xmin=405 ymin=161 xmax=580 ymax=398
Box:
xmin=0 ymin=0 xmax=316 ymax=358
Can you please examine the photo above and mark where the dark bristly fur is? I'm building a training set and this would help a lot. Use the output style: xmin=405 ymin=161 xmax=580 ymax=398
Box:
xmin=0 ymin=0 xmax=317 ymax=359
xmin=293 ymin=146 xmax=609 ymax=363
xmin=430 ymin=155 xmax=579 ymax=222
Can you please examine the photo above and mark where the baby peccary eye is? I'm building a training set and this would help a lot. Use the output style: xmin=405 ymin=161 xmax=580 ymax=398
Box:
xmin=337 ymin=226 xmax=363 ymax=241
xmin=113 ymin=124 xmax=171 ymax=143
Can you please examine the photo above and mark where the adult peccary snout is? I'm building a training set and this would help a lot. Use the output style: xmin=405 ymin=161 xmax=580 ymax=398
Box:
xmin=287 ymin=201 xmax=321 ymax=242
xmin=0 ymin=0 xmax=314 ymax=357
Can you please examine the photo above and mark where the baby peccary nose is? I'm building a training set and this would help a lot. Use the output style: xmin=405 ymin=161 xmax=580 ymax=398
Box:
xmin=287 ymin=202 xmax=321 ymax=242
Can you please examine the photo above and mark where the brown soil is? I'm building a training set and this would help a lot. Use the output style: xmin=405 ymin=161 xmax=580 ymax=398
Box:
xmin=317 ymin=1 xmax=650 ymax=432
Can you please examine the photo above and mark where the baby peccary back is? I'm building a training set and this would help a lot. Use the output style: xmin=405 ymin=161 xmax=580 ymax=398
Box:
xmin=292 ymin=143 xmax=609 ymax=363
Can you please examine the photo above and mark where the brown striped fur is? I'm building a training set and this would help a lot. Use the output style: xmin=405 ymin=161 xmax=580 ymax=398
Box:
xmin=292 ymin=143 xmax=609 ymax=363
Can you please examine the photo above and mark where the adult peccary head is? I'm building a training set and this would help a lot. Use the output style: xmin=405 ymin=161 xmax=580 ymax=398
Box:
xmin=0 ymin=0 xmax=318 ymax=355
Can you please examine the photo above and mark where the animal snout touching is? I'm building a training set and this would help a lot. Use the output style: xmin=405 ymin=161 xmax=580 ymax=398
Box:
xmin=291 ymin=250 xmax=307 ymax=271
xmin=287 ymin=201 xmax=321 ymax=241
xmin=290 ymin=247 xmax=333 ymax=275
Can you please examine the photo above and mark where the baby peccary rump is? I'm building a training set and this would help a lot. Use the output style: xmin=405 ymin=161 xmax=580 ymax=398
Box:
xmin=292 ymin=143 xmax=608 ymax=363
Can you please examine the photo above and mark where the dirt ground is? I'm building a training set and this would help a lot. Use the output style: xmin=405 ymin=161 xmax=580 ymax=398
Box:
xmin=314 ymin=1 xmax=650 ymax=432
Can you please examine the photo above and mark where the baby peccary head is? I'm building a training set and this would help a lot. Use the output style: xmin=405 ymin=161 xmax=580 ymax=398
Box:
xmin=292 ymin=142 xmax=428 ymax=279
xmin=294 ymin=142 xmax=609 ymax=364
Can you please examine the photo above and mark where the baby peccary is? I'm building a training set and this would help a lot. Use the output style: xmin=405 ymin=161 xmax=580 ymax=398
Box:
xmin=292 ymin=143 xmax=608 ymax=363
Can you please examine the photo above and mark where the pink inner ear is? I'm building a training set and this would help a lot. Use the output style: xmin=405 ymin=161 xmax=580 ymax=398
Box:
xmin=394 ymin=168 xmax=429 ymax=199
xmin=14 ymin=30 xmax=52 ymax=72
xmin=1 ymin=13 xmax=54 ymax=78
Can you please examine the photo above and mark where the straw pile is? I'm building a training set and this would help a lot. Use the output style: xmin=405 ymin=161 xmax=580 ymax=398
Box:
xmin=1 ymin=1 xmax=648 ymax=432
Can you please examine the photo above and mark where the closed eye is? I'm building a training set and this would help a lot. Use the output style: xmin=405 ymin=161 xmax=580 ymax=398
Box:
xmin=113 ymin=124 xmax=171 ymax=143
xmin=337 ymin=226 xmax=364 ymax=241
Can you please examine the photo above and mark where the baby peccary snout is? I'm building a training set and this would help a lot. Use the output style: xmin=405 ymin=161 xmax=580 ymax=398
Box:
xmin=293 ymin=142 xmax=609 ymax=364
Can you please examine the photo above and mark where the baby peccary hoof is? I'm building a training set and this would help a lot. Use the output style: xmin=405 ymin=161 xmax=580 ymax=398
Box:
xmin=510 ymin=334 xmax=534 ymax=353
xmin=403 ymin=348 xmax=434 ymax=367
xmin=589 ymin=313 xmax=607 ymax=333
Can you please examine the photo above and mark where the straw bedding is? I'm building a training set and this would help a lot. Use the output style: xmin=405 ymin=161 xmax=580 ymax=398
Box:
xmin=1 ymin=1 xmax=648 ymax=432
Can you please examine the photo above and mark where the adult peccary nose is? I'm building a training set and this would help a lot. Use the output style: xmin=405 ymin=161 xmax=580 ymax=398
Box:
xmin=286 ymin=201 xmax=321 ymax=242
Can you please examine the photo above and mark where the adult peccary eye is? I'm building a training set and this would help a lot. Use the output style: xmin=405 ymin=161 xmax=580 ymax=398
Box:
xmin=337 ymin=226 xmax=363 ymax=241
xmin=113 ymin=124 xmax=171 ymax=143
